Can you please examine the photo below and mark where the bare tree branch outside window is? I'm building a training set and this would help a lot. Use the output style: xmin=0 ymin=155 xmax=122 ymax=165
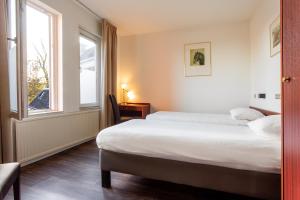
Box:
xmin=27 ymin=41 xmax=49 ymax=104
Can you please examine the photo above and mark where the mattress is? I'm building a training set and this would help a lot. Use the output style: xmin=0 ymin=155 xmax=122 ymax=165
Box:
xmin=96 ymin=119 xmax=281 ymax=174
xmin=146 ymin=111 xmax=249 ymax=126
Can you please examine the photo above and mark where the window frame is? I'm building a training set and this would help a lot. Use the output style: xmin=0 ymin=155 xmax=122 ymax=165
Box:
xmin=6 ymin=0 xmax=21 ymax=119
xmin=23 ymin=0 xmax=62 ymax=117
xmin=79 ymin=28 xmax=101 ymax=108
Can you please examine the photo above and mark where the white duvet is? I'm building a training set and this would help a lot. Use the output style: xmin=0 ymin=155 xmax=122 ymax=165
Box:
xmin=146 ymin=111 xmax=249 ymax=126
xmin=97 ymin=119 xmax=281 ymax=174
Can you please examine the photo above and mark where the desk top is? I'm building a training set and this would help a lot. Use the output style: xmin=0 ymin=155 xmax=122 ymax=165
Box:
xmin=119 ymin=103 xmax=150 ymax=108
xmin=118 ymin=103 xmax=150 ymax=119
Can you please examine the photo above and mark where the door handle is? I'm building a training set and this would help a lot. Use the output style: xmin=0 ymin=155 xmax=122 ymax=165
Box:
xmin=282 ymin=77 xmax=292 ymax=83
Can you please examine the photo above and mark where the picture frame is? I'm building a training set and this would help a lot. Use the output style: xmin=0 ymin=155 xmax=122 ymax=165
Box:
xmin=184 ymin=42 xmax=211 ymax=77
xmin=270 ymin=16 xmax=280 ymax=57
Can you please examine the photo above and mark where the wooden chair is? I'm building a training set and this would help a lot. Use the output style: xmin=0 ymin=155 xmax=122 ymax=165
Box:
xmin=108 ymin=94 xmax=132 ymax=124
xmin=0 ymin=163 xmax=20 ymax=200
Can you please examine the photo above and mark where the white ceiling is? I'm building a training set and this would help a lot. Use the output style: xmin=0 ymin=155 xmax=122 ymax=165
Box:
xmin=78 ymin=0 xmax=260 ymax=36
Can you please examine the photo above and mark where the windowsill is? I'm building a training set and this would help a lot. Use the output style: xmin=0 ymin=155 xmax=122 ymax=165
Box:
xmin=15 ymin=108 xmax=101 ymax=122
xmin=80 ymin=106 xmax=101 ymax=111
xmin=28 ymin=110 xmax=64 ymax=118
xmin=21 ymin=108 xmax=101 ymax=121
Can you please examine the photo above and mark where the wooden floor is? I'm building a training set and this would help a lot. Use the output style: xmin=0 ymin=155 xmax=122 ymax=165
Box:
xmin=5 ymin=141 xmax=258 ymax=200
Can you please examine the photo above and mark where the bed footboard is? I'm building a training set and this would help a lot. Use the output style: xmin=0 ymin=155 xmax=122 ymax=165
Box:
xmin=100 ymin=149 xmax=280 ymax=200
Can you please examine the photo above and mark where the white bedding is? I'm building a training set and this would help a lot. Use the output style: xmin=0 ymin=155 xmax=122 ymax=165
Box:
xmin=146 ymin=111 xmax=249 ymax=126
xmin=97 ymin=119 xmax=281 ymax=174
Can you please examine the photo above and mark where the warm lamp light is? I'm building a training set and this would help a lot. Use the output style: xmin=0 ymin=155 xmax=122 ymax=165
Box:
xmin=127 ymin=91 xmax=135 ymax=101
xmin=121 ymin=83 xmax=128 ymax=90
xmin=121 ymin=83 xmax=129 ymax=104
xmin=121 ymin=83 xmax=136 ymax=103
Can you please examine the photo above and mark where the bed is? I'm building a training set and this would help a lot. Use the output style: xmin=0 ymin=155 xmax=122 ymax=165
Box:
xmin=97 ymin=109 xmax=281 ymax=199
xmin=146 ymin=111 xmax=249 ymax=126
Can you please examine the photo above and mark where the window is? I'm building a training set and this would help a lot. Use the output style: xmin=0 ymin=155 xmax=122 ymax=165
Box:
xmin=25 ymin=1 xmax=62 ymax=115
xmin=79 ymin=30 xmax=100 ymax=107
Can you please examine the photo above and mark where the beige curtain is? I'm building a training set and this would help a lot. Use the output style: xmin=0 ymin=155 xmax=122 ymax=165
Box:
xmin=0 ymin=0 xmax=12 ymax=163
xmin=100 ymin=19 xmax=117 ymax=128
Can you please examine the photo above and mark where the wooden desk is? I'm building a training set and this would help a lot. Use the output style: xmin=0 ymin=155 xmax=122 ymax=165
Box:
xmin=119 ymin=103 xmax=150 ymax=119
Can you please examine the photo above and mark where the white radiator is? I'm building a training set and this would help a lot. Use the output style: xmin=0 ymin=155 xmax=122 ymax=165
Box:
xmin=15 ymin=110 xmax=100 ymax=165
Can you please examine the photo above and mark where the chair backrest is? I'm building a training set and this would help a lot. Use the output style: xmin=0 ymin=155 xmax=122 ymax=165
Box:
xmin=108 ymin=94 xmax=120 ymax=124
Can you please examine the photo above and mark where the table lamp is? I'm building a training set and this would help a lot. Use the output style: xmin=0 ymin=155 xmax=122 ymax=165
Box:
xmin=121 ymin=83 xmax=128 ymax=104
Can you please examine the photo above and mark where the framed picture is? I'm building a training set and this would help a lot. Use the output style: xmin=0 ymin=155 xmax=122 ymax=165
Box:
xmin=270 ymin=16 xmax=280 ymax=57
xmin=184 ymin=42 xmax=211 ymax=77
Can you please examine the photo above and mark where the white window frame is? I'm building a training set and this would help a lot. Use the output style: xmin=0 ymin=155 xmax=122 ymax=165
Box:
xmin=79 ymin=28 xmax=101 ymax=108
xmin=23 ymin=0 xmax=62 ymax=117
xmin=6 ymin=0 xmax=21 ymax=119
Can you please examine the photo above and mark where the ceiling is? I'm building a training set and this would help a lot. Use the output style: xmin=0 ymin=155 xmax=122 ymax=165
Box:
xmin=78 ymin=0 xmax=260 ymax=36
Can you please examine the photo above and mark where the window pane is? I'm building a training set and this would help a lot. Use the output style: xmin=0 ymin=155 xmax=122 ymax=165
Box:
xmin=8 ymin=0 xmax=16 ymax=38
xmin=8 ymin=0 xmax=18 ymax=112
xmin=80 ymin=36 xmax=97 ymax=105
xmin=8 ymin=41 xmax=18 ymax=112
xmin=26 ymin=5 xmax=51 ymax=111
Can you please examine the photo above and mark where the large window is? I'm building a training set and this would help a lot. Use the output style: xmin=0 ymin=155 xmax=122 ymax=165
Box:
xmin=26 ymin=1 xmax=61 ymax=114
xmin=79 ymin=31 xmax=100 ymax=107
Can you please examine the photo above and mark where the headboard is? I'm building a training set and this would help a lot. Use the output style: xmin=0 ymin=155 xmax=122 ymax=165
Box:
xmin=249 ymin=106 xmax=280 ymax=116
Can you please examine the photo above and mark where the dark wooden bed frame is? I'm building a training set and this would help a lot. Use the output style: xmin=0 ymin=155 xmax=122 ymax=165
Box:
xmin=100 ymin=107 xmax=281 ymax=200
xmin=249 ymin=106 xmax=280 ymax=116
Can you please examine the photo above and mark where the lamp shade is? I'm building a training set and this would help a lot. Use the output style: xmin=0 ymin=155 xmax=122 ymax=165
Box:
xmin=121 ymin=83 xmax=128 ymax=89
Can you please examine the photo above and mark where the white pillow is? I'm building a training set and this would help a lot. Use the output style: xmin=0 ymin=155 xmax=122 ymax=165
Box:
xmin=248 ymin=115 xmax=281 ymax=136
xmin=230 ymin=108 xmax=264 ymax=121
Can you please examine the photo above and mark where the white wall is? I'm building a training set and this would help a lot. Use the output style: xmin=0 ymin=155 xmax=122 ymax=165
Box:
xmin=249 ymin=0 xmax=281 ymax=112
xmin=118 ymin=22 xmax=251 ymax=113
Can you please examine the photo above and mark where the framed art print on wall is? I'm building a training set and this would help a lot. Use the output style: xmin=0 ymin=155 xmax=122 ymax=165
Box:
xmin=270 ymin=16 xmax=280 ymax=57
xmin=184 ymin=42 xmax=211 ymax=77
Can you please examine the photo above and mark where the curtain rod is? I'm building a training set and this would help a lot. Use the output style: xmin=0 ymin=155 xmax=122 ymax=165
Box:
xmin=73 ymin=0 xmax=102 ymax=21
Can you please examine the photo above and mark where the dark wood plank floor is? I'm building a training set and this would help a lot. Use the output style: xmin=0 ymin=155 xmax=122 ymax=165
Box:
xmin=5 ymin=141 xmax=258 ymax=200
